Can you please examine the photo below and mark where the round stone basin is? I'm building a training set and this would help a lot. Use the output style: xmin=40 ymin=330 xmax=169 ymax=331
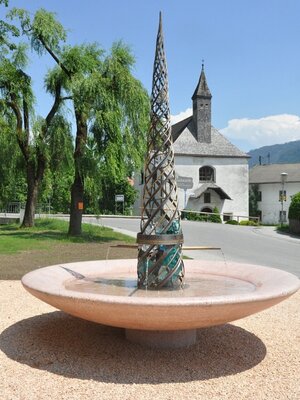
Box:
xmin=22 ymin=259 xmax=300 ymax=332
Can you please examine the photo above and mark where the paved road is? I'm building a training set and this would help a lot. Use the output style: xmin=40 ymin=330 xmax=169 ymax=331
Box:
xmin=86 ymin=217 xmax=300 ymax=277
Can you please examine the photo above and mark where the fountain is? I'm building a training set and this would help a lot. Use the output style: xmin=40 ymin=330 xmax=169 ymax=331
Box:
xmin=22 ymin=14 xmax=300 ymax=348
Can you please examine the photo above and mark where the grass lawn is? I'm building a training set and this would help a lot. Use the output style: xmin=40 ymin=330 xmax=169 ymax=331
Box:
xmin=0 ymin=218 xmax=137 ymax=280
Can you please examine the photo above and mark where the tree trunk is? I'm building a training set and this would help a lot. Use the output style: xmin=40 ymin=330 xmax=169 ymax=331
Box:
xmin=22 ymin=162 xmax=41 ymax=227
xmin=68 ymin=110 xmax=87 ymax=236
xmin=68 ymin=171 xmax=84 ymax=235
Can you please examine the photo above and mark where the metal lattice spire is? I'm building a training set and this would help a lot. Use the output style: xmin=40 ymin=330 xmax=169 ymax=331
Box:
xmin=137 ymin=12 xmax=184 ymax=289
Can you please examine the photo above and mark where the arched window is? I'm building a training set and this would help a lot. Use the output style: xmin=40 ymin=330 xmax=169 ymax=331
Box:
xmin=199 ymin=166 xmax=215 ymax=182
xmin=201 ymin=207 xmax=213 ymax=213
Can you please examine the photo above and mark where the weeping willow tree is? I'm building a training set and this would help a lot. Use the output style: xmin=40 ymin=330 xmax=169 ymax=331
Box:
xmin=43 ymin=42 xmax=150 ymax=235
xmin=0 ymin=6 xmax=69 ymax=226
xmin=0 ymin=114 xmax=26 ymax=208
xmin=9 ymin=7 xmax=149 ymax=233
xmin=12 ymin=8 xmax=149 ymax=235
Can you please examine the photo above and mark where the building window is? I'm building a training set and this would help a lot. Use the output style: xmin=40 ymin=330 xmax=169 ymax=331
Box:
xmin=204 ymin=192 xmax=211 ymax=203
xmin=199 ymin=166 xmax=215 ymax=182
xmin=279 ymin=211 xmax=287 ymax=223
xmin=279 ymin=190 xmax=286 ymax=202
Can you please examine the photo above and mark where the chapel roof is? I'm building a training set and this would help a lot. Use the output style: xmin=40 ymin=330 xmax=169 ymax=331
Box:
xmin=190 ymin=183 xmax=232 ymax=200
xmin=192 ymin=64 xmax=212 ymax=99
xmin=171 ymin=116 xmax=249 ymax=158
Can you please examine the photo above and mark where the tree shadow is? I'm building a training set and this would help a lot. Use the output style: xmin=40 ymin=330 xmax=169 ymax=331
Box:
xmin=0 ymin=311 xmax=266 ymax=383
xmin=275 ymin=230 xmax=300 ymax=240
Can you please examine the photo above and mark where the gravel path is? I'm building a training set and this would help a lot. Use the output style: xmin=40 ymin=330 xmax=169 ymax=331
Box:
xmin=0 ymin=281 xmax=299 ymax=400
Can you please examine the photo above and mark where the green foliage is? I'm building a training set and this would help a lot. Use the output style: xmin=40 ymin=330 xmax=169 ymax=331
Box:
xmin=8 ymin=8 xmax=67 ymax=55
xmin=98 ymin=178 xmax=138 ymax=215
xmin=44 ymin=65 xmax=69 ymax=95
xmin=225 ymin=219 xmax=238 ymax=225
xmin=239 ymin=220 xmax=258 ymax=226
xmin=0 ymin=116 xmax=26 ymax=207
xmin=181 ymin=211 xmax=206 ymax=221
xmin=288 ymin=192 xmax=300 ymax=220
xmin=0 ymin=53 xmax=34 ymax=108
xmin=37 ymin=114 xmax=74 ymax=212
xmin=249 ymin=183 xmax=260 ymax=217
xmin=76 ymin=41 xmax=150 ymax=180
xmin=210 ymin=207 xmax=222 ymax=223
xmin=0 ymin=7 xmax=71 ymax=226
xmin=276 ymin=224 xmax=290 ymax=233
xmin=181 ymin=208 xmax=222 ymax=223
xmin=47 ymin=40 xmax=149 ymax=216
xmin=0 ymin=1 xmax=20 ymax=53
xmin=31 ymin=9 xmax=67 ymax=53
xmin=11 ymin=42 xmax=28 ymax=67
xmin=1 ymin=5 xmax=149 ymax=222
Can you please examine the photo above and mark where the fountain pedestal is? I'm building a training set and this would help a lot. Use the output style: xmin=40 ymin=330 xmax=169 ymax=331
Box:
xmin=126 ymin=329 xmax=196 ymax=348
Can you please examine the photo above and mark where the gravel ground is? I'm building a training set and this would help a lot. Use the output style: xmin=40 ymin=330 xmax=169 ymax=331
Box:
xmin=0 ymin=281 xmax=299 ymax=400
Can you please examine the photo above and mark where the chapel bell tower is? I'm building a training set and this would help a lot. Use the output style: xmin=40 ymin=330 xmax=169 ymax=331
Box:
xmin=192 ymin=62 xmax=212 ymax=143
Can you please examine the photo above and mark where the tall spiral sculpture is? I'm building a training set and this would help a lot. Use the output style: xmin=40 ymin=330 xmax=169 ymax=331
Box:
xmin=137 ymin=13 xmax=184 ymax=289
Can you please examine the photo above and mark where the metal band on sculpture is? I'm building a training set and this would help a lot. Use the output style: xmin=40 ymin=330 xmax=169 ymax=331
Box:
xmin=137 ymin=233 xmax=184 ymax=245
xmin=137 ymin=13 xmax=185 ymax=289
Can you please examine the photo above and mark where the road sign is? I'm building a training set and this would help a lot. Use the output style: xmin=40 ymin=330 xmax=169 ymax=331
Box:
xmin=115 ymin=194 xmax=124 ymax=202
xmin=176 ymin=175 xmax=193 ymax=190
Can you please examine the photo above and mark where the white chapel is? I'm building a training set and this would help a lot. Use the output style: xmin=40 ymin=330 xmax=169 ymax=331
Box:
xmin=134 ymin=65 xmax=250 ymax=220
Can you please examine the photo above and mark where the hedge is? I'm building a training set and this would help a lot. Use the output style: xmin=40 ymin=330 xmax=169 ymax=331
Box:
xmin=288 ymin=192 xmax=300 ymax=220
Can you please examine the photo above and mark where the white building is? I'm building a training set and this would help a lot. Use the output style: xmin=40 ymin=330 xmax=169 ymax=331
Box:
xmin=249 ymin=163 xmax=300 ymax=224
xmin=134 ymin=65 xmax=249 ymax=220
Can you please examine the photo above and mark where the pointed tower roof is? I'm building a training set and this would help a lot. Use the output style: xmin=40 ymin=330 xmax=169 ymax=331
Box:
xmin=192 ymin=62 xmax=212 ymax=100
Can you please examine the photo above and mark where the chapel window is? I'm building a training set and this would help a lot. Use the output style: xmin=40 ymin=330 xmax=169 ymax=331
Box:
xmin=199 ymin=166 xmax=215 ymax=182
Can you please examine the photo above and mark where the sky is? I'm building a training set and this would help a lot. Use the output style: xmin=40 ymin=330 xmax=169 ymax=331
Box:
xmin=3 ymin=0 xmax=300 ymax=151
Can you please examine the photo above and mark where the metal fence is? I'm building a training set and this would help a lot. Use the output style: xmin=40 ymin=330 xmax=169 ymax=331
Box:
xmin=0 ymin=202 xmax=51 ymax=215
xmin=180 ymin=209 xmax=260 ymax=224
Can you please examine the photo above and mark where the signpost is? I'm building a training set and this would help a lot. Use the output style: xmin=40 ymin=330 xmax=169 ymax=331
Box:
xmin=176 ymin=175 xmax=193 ymax=208
xmin=115 ymin=194 xmax=125 ymax=214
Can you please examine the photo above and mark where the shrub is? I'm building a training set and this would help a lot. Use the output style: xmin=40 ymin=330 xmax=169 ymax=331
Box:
xmin=288 ymin=192 xmax=300 ymax=220
xmin=239 ymin=220 xmax=258 ymax=226
xmin=181 ymin=207 xmax=222 ymax=223
xmin=181 ymin=210 xmax=207 ymax=221
xmin=225 ymin=219 xmax=238 ymax=225
xmin=209 ymin=207 xmax=222 ymax=223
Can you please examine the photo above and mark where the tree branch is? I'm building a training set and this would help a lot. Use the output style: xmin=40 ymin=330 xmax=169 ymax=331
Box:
xmin=23 ymin=97 xmax=30 ymax=143
xmin=60 ymin=96 xmax=73 ymax=101
xmin=6 ymin=98 xmax=29 ymax=161
xmin=45 ymin=82 xmax=62 ymax=128
xmin=38 ymin=34 xmax=72 ymax=79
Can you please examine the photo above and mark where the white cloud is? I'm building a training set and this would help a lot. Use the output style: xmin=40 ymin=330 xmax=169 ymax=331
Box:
xmin=171 ymin=110 xmax=300 ymax=149
xmin=171 ymin=108 xmax=192 ymax=124
xmin=220 ymin=114 xmax=300 ymax=148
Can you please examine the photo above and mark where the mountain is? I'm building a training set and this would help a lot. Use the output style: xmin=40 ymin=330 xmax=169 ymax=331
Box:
xmin=247 ymin=140 xmax=300 ymax=168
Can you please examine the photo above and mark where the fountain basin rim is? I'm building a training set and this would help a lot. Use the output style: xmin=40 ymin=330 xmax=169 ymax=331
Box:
xmin=21 ymin=259 xmax=300 ymax=307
